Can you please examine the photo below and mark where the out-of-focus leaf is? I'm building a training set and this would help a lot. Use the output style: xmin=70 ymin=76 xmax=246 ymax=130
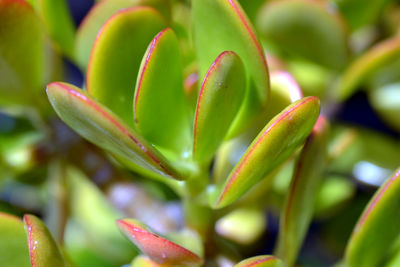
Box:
xmin=337 ymin=37 xmax=400 ymax=100
xmin=192 ymin=0 xmax=270 ymax=137
xmin=334 ymin=0 xmax=390 ymax=30
xmin=86 ymin=7 xmax=166 ymax=127
xmin=31 ymin=0 xmax=75 ymax=58
xmin=131 ymin=255 xmax=160 ymax=267
xmin=369 ymin=83 xmax=400 ymax=132
xmin=134 ymin=28 xmax=190 ymax=153
xmin=0 ymin=0 xmax=44 ymax=106
xmin=215 ymin=207 xmax=266 ymax=245
xmin=46 ymin=82 xmax=183 ymax=180
xmin=117 ymin=218 xmax=203 ymax=266
xmin=214 ymin=97 xmax=320 ymax=208
xmin=65 ymin=167 xmax=136 ymax=265
xmin=345 ymin=168 xmax=400 ymax=267
xmin=193 ymin=51 xmax=246 ymax=163
xmin=256 ymin=0 xmax=349 ymax=70
xmin=276 ymin=116 xmax=329 ymax=267
xmin=234 ymin=255 xmax=283 ymax=267
xmin=0 ymin=212 xmax=30 ymax=267
xmin=23 ymin=214 xmax=66 ymax=267
xmin=75 ymin=0 xmax=170 ymax=69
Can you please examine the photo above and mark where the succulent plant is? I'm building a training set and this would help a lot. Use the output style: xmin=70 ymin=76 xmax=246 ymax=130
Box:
xmin=1 ymin=0 xmax=400 ymax=266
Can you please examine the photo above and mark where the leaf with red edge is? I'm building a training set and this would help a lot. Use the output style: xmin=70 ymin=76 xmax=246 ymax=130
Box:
xmin=134 ymin=28 xmax=190 ymax=153
xmin=193 ymin=51 xmax=246 ymax=163
xmin=24 ymin=214 xmax=66 ymax=267
xmin=192 ymin=0 xmax=270 ymax=138
xmin=86 ymin=7 xmax=166 ymax=127
xmin=46 ymin=82 xmax=183 ymax=180
xmin=345 ymin=168 xmax=400 ymax=267
xmin=117 ymin=219 xmax=203 ymax=267
xmin=0 ymin=0 xmax=44 ymax=106
xmin=0 ymin=212 xmax=30 ymax=267
xmin=214 ymin=96 xmax=320 ymax=209
xmin=276 ymin=116 xmax=330 ymax=267
xmin=234 ymin=255 xmax=283 ymax=267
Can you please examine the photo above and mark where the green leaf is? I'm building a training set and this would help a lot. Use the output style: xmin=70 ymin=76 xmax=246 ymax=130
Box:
xmin=86 ymin=7 xmax=166 ymax=127
xmin=46 ymin=82 xmax=183 ymax=180
xmin=337 ymin=37 xmax=400 ymax=101
xmin=24 ymin=214 xmax=66 ymax=267
xmin=0 ymin=213 xmax=30 ymax=267
xmin=256 ymin=0 xmax=349 ymax=70
xmin=117 ymin=219 xmax=203 ymax=266
xmin=234 ymin=255 xmax=283 ymax=267
xmin=193 ymin=51 xmax=246 ymax=163
xmin=192 ymin=0 xmax=270 ymax=137
xmin=0 ymin=0 xmax=44 ymax=106
xmin=75 ymin=0 xmax=170 ymax=69
xmin=276 ymin=116 xmax=330 ymax=267
xmin=345 ymin=168 xmax=400 ymax=267
xmin=131 ymin=255 xmax=160 ymax=267
xmin=214 ymin=96 xmax=320 ymax=209
xmin=369 ymin=83 xmax=400 ymax=132
xmin=32 ymin=0 xmax=75 ymax=58
xmin=134 ymin=28 xmax=190 ymax=153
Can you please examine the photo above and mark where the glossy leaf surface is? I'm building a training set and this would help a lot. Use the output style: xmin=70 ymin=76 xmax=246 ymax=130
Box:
xmin=0 ymin=0 xmax=44 ymax=106
xmin=276 ymin=116 xmax=329 ymax=267
xmin=117 ymin=219 xmax=203 ymax=266
xmin=215 ymin=96 xmax=320 ymax=208
xmin=192 ymin=0 xmax=269 ymax=137
xmin=193 ymin=51 xmax=246 ymax=163
xmin=234 ymin=255 xmax=283 ymax=267
xmin=0 ymin=213 xmax=30 ymax=267
xmin=257 ymin=0 xmax=348 ymax=70
xmin=345 ymin=168 xmax=400 ymax=267
xmin=24 ymin=214 xmax=66 ymax=267
xmin=46 ymin=82 xmax=182 ymax=179
xmin=134 ymin=28 xmax=189 ymax=152
xmin=86 ymin=7 xmax=166 ymax=126
xmin=337 ymin=37 xmax=400 ymax=100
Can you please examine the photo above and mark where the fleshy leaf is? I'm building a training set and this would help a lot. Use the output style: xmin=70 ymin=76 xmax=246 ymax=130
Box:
xmin=276 ymin=116 xmax=330 ymax=267
xmin=0 ymin=0 xmax=44 ymax=106
xmin=337 ymin=37 xmax=400 ymax=100
xmin=256 ymin=0 xmax=349 ymax=70
xmin=234 ymin=255 xmax=283 ymax=267
xmin=192 ymin=0 xmax=269 ymax=137
xmin=134 ymin=28 xmax=190 ymax=152
xmin=345 ymin=168 xmax=400 ymax=267
xmin=215 ymin=96 xmax=320 ymax=208
xmin=193 ymin=51 xmax=246 ymax=163
xmin=131 ymin=255 xmax=160 ymax=267
xmin=117 ymin=219 xmax=203 ymax=266
xmin=86 ymin=7 xmax=166 ymax=127
xmin=24 ymin=214 xmax=66 ymax=267
xmin=46 ymin=82 xmax=183 ymax=180
xmin=0 ymin=213 xmax=30 ymax=267
xmin=75 ymin=0 xmax=170 ymax=69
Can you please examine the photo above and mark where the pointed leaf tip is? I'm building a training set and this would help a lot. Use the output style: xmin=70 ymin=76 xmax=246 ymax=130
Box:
xmin=215 ymin=96 xmax=320 ymax=208
xmin=117 ymin=219 xmax=203 ymax=266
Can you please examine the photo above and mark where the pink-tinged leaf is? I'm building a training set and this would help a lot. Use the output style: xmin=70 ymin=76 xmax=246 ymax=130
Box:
xmin=345 ymin=168 xmax=400 ymax=267
xmin=193 ymin=0 xmax=270 ymax=138
xmin=131 ymin=255 xmax=161 ymax=267
xmin=117 ymin=219 xmax=203 ymax=266
xmin=86 ymin=7 xmax=166 ymax=127
xmin=276 ymin=116 xmax=330 ymax=267
xmin=24 ymin=214 xmax=66 ymax=267
xmin=134 ymin=28 xmax=190 ymax=153
xmin=46 ymin=82 xmax=183 ymax=180
xmin=337 ymin=37 xmax=400 ymax=100
xmin=234 ymin=255 xmax=283 ymax=267
xmin=0 ymin=212 xmax=30 ymax=267
xmin=193 ymin=51 xmax=246 ymax=163
xmin=215 ymin=96 xmax=320 ymax=209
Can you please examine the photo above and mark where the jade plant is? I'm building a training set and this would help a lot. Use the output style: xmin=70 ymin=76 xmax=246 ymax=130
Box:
xmin=1 ymin=0 xmax=400 ymax=266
